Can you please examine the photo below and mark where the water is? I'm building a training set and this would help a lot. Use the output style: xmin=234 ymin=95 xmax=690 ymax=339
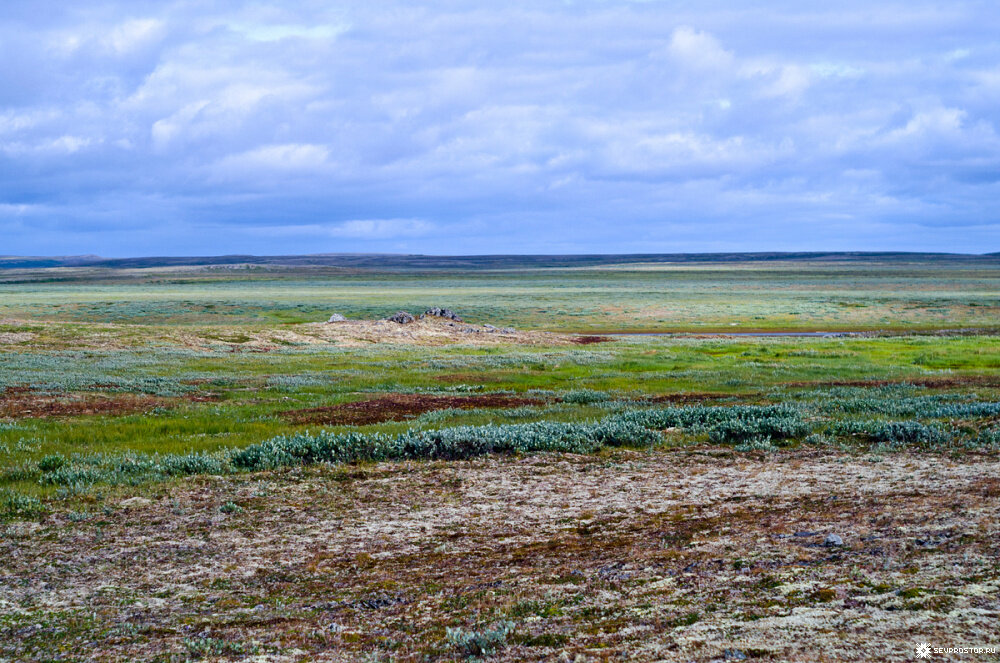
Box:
xmin=612 ymin=331 xmax=862 ymax=337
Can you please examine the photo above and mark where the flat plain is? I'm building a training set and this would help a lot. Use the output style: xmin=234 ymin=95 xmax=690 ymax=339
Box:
xmin=1 ymin=255 xmax=999 ymax=662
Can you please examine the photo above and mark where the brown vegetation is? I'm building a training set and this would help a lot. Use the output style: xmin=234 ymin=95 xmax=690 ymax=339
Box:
xmin=0 ymin=390 xmax=167 ymax=419
xmin=281 ymin=393 xmax=545 ymax=426
xmin=571 ymin=335 xmax=613 ymax=345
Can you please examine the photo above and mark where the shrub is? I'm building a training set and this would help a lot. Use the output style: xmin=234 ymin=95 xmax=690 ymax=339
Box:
xmin=219 ymin=501 xmax=243 ymax=514
xmin=160 ymin=453 xmax=226 ymax=476
xmin=0 ymin=489 xmax=46 ymax=519
xmin=446 ymin=621 xmax=514 ymax=657
xmin=829 ymin=420 xmax=952 ymax=448
xmin=37 ymin=454 xmax=67 ymax=473
xmin=734 ymin=436 xmax=776 ymax=452
xmin=183 ymin=637 xmax=260 ymax=658
xmin=562 ymin=389 xmax=612 ymax=404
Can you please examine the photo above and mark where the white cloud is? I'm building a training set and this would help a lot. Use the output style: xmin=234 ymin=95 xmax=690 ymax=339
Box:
xmin=665 ymin=26 xmax=734 ymax=71
xmin=210 ymin=144 xmax=330 ymax=180
xmin=230 ymin=23 xmax=348 ymax=42
xmin=107 ymin=18 xmax=164 ymax=54
xmin=328 ymin=219 xmax=435 ymax=239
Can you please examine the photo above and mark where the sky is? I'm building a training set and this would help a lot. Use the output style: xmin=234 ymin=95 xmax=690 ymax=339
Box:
xmin=1 ymin=1 xmax=999 ymax=256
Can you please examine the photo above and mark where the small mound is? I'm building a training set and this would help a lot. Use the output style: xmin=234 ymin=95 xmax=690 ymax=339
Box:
xmin=281 ymin=393 xmax=543 ymax=426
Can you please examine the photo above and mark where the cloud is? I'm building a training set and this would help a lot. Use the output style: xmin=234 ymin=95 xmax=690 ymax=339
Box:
xmin=210 ymin=143 xmax=331 ymax=181
xmin=328 ymin=219 xmax=435 ymax=240
xmin=666 ymin=26 xmax=734 ymax=71
xmin=0 ymin=1 xmax=998 ymax=255
xmin=230 ymin=22 xmax=348 ymax=42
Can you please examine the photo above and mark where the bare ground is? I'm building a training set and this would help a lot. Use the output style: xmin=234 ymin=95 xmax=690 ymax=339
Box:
xmin=3 ymin=448 xmax=998 ymax=661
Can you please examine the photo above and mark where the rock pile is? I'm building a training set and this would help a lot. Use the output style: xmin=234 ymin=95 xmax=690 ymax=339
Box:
xmin=386 ymin=311 xmax=416 ymax=324
xmin=326 ymin=313 xmax=347 ymax=323
xmin=420 ymin=307 xmax=462 ymax=322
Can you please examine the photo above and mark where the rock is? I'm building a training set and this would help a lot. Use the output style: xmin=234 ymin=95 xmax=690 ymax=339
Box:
xmin=723 ymin=650 xmax=747 ymax=661
xmin=483 ymin=324 xmax=498 ymax=331
xmin=500 ymin=327 xmax=516 ymax=334
xmin=423 ymin=307 xmax=463 ymax=322
xmin=386 ymin=311 xmax=415 ymax=324
xmin=120 ymin=497 xmax=151 ymax=509
xmin=326 ymin=313 xmax=347 ymax=323
xmin=824 ymin=533 xmax=844 ymax=547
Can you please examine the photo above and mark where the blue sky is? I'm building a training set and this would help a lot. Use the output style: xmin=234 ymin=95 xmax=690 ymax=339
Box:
xmin=1 ymin=1 xmax=998 ymax=256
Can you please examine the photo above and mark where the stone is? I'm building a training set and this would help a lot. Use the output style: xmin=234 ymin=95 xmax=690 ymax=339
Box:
xmin=824 ymin=533 xmax=844 ymax=547
xmin=723 ymin=650 xmax=747 ymax=661
xmin=386 ymin=311 xmax=415 ymax=324
xmin=483 ymin=324 xmax=498 ymax=331
xmin=423 ymin=307 xmax=463 ymax=322
xmin=326 ymin=313 xmax=347 ymax=322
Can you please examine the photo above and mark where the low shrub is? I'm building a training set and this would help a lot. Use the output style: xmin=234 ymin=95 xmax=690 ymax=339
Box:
xmin=0 ymin=489 xmax=46 ymax=519
xmin=830 ymin=420 xmax=952 ymax=448
xmin=562 ymin=389 xmax=612 ymax=404
xmin=37 ymin=454 xmax=67 ymax=473
xmin=446 ymin=621 xmax=514 ymax=657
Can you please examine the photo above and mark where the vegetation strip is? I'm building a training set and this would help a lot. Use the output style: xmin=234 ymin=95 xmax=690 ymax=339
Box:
xmin=8 ymin=396 xmax=997 ymax=509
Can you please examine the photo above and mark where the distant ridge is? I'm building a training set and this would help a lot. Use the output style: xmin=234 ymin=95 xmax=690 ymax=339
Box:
xmin=1 ymin=252 xmax=997 ymax=270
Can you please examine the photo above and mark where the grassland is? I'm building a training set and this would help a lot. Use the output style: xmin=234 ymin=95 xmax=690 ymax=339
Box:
xmin=2 ymin=256 xmax=998 ymax=331
xmin=1 ymin=256 xmax=999 ymax=661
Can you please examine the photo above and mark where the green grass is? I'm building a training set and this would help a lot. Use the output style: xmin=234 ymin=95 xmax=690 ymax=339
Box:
xmin=1 ymin=335 xmax=998 ymax=473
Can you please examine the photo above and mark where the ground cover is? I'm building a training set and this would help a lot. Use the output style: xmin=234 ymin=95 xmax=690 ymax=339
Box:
xmin=1 ymin=257 xmax=998 ymax=661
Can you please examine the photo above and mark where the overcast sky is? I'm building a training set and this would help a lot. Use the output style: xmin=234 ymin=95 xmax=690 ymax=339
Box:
xmin=1 ymin=1 xmax=998 ymax=256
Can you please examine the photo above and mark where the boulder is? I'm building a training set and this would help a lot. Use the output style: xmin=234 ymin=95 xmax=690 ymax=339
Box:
xmin=326 ymin=313 xmax=347 ymax=323
xmin=386 ymin=311 xmax=415 ymax=324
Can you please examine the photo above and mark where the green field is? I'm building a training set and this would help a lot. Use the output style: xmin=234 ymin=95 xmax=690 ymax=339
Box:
xmin=2 ymin=256 xmax=999 ymax=661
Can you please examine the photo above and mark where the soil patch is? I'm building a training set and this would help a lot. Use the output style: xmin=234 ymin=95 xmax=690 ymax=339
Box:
xmin=571 ymin=335 xmax=613 ymax=344
xmin=281 ymin=393 xmax=544 ymax=426
xmin=0 ymin=392 xmax=167 ymax=419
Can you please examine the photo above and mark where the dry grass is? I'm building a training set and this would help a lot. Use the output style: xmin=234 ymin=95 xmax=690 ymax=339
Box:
xmin=302 ymin=318 xmax=576 ymax=347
